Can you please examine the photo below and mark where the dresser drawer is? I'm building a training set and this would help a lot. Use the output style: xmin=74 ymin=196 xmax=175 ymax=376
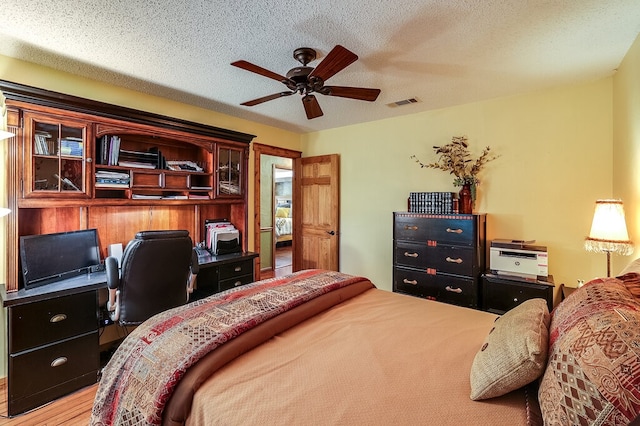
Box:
xmin=9 ymin=291 xmax=98 ymax=353
xmin=394 ymin=267 xmax=477 ymax=307
xmin=9 ymin=331 xmax=99 ymax=403
xmin=433 ymin=275 xmax=477 ymax=308
xmin=219 ymin=259 xmax=254 ymax=280
xmin=219 ymin=273 xmax=254 ymax=293
xmin=393 ymin=267 xmax=439 ymax=300
xmin=394 ymin=214 xmax=477 ymax=246
xmin=394 ymin=242 xmax=475 ymax=276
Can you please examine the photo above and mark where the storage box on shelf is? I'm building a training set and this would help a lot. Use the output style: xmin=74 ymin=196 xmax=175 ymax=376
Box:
xmin=393 ymin=212 xmax=486 ymax=308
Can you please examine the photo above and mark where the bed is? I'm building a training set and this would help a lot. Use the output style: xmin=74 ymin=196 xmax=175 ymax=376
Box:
xmin=275 ymin=206 xmax=292 ymax=243
xmin=90 ymin=269 xmax=640 ymax=425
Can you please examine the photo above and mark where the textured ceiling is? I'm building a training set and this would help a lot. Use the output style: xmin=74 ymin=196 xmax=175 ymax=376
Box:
xmin=1 ymin=0 xmax=639 ymax=134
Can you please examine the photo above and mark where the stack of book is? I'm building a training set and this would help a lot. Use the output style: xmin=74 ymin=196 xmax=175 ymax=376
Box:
xmin=34 ymin=132 xmax=55 ymax=155
xmin=95 ymin=170 xmax=130 ymax=188
xmin=409 ymin=192 xmax=457 ymax=214
xmin=59 ymin=137 xmax=84 ymax=157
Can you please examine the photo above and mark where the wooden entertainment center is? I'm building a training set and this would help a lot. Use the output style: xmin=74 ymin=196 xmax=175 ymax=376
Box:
xmin=0 ymin=80 xmax=257 ymax=415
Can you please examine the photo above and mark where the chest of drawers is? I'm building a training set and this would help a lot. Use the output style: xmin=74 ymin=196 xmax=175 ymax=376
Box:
xmin=393 ymin=212 xmax=486 ymax=308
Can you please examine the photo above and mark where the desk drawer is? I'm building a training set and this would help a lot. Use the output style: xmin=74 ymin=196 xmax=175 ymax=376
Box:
xmin=219 ymin=259 xmax=254 ymax=280
xmin=9 ymin=291 xmax=98 ymax=353
xmin=219 ymin=273 xmax=254 ymax=293
xmin=9 ymin=331 xmax=99 ymax=402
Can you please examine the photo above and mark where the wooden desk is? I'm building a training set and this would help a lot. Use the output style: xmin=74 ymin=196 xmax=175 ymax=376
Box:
xmin=0 ymin=250 xmax=258 ymax=416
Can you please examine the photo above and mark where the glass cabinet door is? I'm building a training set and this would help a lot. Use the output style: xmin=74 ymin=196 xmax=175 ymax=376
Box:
xmin=216 ymin=145 xmax=243 ymax=197
xmin=25 ymin=114 xmax=91 ymax=198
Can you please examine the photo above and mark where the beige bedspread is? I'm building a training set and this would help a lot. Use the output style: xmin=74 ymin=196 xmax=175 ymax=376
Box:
xmin=186 ymin=288 xmax=536 ymax=425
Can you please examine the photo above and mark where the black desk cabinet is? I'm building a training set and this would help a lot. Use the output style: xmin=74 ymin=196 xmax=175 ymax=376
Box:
xmin=192 ymin=252 xmax=258 ymax=299
xmin=481 ymin=273 xmax=555 ymax=314
xmin=6 ymin=289 xmax=100 ymax=416
xmin=393 ymin=212 xmax=486 ymax=308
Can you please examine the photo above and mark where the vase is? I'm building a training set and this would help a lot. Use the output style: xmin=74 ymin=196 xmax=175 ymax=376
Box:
xmin=459 ymin=184 xmax=473 ymax=214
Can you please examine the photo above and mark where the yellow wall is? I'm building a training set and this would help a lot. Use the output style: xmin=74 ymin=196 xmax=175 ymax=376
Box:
xmin=302 ymin=79 xmax=614 ymax=291
xmin=613 ymin=33 xmax=640 ymax=269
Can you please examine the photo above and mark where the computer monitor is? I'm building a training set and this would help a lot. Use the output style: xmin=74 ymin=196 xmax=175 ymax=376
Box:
xmin=19 ymin=229 xmax=101 ymax=289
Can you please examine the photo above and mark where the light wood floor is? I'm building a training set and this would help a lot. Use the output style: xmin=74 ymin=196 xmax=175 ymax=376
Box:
xmin=0 ymin=381 xmax=96 ymax=426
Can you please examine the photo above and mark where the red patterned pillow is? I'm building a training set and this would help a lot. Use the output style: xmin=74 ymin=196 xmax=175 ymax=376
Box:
xmin=538 ymin=278 xmax=640 ymax=424
xmin=617 ymin=272 xmax=640 ymax=298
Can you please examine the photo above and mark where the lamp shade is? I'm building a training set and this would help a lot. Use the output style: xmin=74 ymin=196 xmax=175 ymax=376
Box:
xmin=584 ymin=199 xmax=633 ymax=255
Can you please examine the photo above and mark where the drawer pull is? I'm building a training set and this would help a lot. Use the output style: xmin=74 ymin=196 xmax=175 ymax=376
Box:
xmin=404 ymin=225 xmax=418 ymax=231
xmin=445 ymin=257 xmax=463 ymax=264
xmin=51 ymin=357 xmax=68 ymax=367
xmin=403 ymin=279 xmax=418 ymax=285
xmin=445 ymin=286 xmax=463 ymax=294
xmin=234 ymin=266 xmax=242 ymax=272
xmin=446 ymin=228 xmax=463 ymax=234
xmin=50 ymin=314 xmax=67 ymax=323
xmin=403 ymin=252 xmax=419 ymax=258
xmin=234 ymin=281 xmax=242 ymax=287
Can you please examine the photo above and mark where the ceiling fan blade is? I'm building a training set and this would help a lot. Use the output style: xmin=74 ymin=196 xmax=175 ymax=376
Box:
xmin=309 ymin=45 xmax=358 ymax=82
xmin=302 ymin=95 xmax=323 ymax=119
xmin=323 ymin=86 xmax=381 ymax=101
xmin=241 ymin=91 xmax=294 ymax=106
xmin=231 ymin=60 xmax=289 ymax=84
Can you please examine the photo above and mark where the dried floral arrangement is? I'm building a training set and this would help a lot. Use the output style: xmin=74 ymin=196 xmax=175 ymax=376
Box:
xmin=410 ymin=136 xmax=499 ymax=199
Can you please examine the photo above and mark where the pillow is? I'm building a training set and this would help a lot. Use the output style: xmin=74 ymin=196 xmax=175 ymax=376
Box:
xmin=538 ymin=278 xmax=640 ymax=424
xmin=617 ymin=272 xmax=640 ymax=298
xmin=470 ymin=298 xmax=550 ymax=400
xmin=275 ymin=207 xmax=290 ymax=218
xmin=618 ymin=257 xmax=640 ymax=276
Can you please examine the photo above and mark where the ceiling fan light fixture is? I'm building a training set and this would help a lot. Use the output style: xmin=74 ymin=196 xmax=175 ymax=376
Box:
xmin=232 ymin=45 xmax=381 ymax=119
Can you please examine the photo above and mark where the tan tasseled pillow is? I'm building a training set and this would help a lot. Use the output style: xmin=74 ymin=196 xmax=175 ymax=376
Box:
xmin=470 ymin=298 xmax=550 ymax=400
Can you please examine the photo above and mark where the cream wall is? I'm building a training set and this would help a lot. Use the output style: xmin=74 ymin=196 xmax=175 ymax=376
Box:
xmin=613 ymin=33 xmax=640 ymax=270
xmin=302 ymin=79 xmax=614 ymax=292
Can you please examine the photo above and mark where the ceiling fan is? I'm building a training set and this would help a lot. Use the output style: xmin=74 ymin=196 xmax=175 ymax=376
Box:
xmin=231 ymin=45 xmax=381 ymax=119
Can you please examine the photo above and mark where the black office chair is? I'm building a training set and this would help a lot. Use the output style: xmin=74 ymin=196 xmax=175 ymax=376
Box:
xmin=105 ymin=230 xmax=199 ymax=326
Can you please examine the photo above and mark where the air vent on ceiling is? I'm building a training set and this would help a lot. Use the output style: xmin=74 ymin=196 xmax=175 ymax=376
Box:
xmin=387 ymin=97 xmax=420 ymax=108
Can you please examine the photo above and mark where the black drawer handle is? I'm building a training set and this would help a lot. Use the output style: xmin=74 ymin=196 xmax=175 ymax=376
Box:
xmin=446 ymin=228 xmax=463 ymax=234
xmin=445 ymin=257 xmax=463 ymax=264
xmin=404 ymin=225 xmax=418 ymax=231
xmin=234 ymin=281 xmax=242 ymax=287
xmin=234 ymin=266 xmax=242 ymax=272
xmin=403 ymin=252 xmax=419 ymax=258
xmin=403 ymin=279 xmax=418 ymax=285
xmin=50 ymin=314 xmax=67 ymax=323
xmin=51 ymin=357 xmax=68 ymax=367
xmin=445 ymin=286 xmax=463 ymax=294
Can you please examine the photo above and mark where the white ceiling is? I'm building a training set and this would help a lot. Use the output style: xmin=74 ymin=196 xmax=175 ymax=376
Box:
xmin=1 ymin=1 xmax=639 ymax=134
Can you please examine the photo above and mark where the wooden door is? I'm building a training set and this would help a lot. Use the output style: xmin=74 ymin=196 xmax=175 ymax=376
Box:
xmin=293 ymin=154 xmax=339 ymax=271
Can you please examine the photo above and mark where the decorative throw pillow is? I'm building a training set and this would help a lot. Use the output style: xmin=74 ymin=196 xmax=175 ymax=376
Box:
xmin=275 ymin=207 xmax=290 ymax=218
xmin=538 ymin=278 xmax=640 ymax=425
xmin=470 ymin=298 xmax=550 ymax=400
xmin=617 ymin=272 xmax=640 ymax=298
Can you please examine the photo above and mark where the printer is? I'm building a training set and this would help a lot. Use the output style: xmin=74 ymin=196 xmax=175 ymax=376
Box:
xmin=205 ymin=220 xmax=241 ymax=255
xmin=489 ymin=239 xmax=548 ymax=280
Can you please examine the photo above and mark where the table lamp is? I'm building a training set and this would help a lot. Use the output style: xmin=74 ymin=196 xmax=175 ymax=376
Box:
xmin=584 ymin=199 xmax=633 ymax=277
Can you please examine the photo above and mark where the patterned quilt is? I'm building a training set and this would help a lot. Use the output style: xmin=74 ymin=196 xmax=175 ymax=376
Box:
xmin=90 ymin=269 xmax=366 ymax=426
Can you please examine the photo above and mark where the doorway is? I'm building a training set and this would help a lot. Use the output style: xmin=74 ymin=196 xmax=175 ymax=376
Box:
xmin=253 ymin=143 xmax=301 ymax=280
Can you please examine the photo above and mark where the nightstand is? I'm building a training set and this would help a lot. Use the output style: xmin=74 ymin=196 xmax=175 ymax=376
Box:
xmin=481 ymin=273 xmax=554 ymax=314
